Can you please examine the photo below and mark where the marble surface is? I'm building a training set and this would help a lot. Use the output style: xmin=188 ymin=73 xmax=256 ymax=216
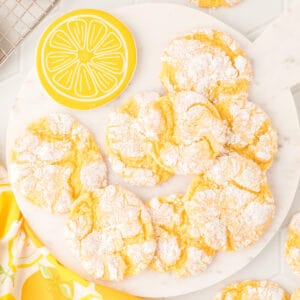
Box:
xmin=1 ymin=0 xmax=300 ymax=299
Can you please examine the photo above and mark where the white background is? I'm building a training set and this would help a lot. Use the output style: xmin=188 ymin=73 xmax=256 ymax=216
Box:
xmin=1 ymin=0 xmax=300 ymax=299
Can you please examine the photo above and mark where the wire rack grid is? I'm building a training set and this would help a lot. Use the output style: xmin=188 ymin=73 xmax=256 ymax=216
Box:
xmin=0 ymin=0 xmax=58 ymax=65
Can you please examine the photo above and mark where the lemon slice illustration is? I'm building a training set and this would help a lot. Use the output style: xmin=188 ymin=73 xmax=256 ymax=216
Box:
xmin=36 ymin=9 xmax=136 ymax=110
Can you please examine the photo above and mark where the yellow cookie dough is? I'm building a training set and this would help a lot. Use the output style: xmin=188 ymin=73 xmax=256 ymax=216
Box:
xmin=285 ymin=212 xmax=300 ymax=276
xmin=184 ymin=152 xmax=275 ymax=251
xmin=190 ymin=0 xmax=240 ymax=8
xmin=157 ymin=91 xmax=229 ymax=175
xmin=160 ymin=29 xmax=252 ymax=101
xmin=147 ymin=195 xmax=215 ymax=277
xmin=214 ymin=280 xmax=290 ymax=300
xmin=106 ymin=92 xmax=173 ymax=186
xmin=292 ymin=289 xmax=300 ymax=300
xmin=216 ymin=96 xmax=278 ymax=170
xmin=65 ymin=185 xmax=156 ymax=281
xmin=10 ymin=113 xmax=107 ymax=214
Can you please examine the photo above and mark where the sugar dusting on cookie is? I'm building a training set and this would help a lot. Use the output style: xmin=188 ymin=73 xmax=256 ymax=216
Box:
xmin=65 ymin=185 xmax=156 ymax=281
xmin=106 ymin=93 xmax=173 ymax=186
xmin=285 ymin=212 xmax=300 ymax=276
xmin=185 ymin=152 xmax=275 ymax=251
xmin=160 ymin=29 xmax=252 ymax=100
xmin=214 ymin=280 xmax=290 ymax=300
xmin=147 ymin=195 xmax=215 ymax=277
xmin=190 ymin=0 xmax=240 ymax=8
xmin=10 ymin=113 xmax=107 ymax=214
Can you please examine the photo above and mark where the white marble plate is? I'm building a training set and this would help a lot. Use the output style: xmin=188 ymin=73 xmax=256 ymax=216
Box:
xmin=6 ymin=2 xmax=300 ymax=298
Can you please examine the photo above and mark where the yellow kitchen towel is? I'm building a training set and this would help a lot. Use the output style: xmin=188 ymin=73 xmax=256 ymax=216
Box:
xmin=0 ymin=164 xmax=140 ymax=300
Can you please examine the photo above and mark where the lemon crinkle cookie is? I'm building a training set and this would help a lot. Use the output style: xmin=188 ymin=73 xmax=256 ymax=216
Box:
xmin=106 ymin=92 xmax=173 ymax=186
xmin=285 ymin=212 xmax=300 ymax=276
xmin=215 ymin=96 xmax=278 ymax=170
xmin=190 ymin=0 xmax=240 ymax=8
xmin=214 ymin=280 xmax=290 ymax=300
xmin=292 ymin=289 xmax=300 ymax=300
xmin=184 ymin=152 xmax=275 ymax=251
xmin=10 ymin=113 xmax=107 ymax=214
xmin=157 ymin=91 xmax=229 ymax=175
xmin=160 ymin=29 xmax=252 ymax=101
xmin=147 ymin=195 xmax=215 ymax=277
xmin=65 ymin=185 xmax=156 ymax=281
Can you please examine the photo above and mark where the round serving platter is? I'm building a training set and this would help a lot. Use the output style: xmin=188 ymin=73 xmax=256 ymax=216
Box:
xmin=6 ymin=2 xmax=300 ymax=297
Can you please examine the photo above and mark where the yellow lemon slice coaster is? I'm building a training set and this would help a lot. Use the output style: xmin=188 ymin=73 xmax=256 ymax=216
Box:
xmin=216 ymin=96 xmax=278 ymax=170
xmin=285 ymin=212 xmax=300 ymax=276
xmin=106 ymin=92 xmax=173 ymax=186
xmin=157 ymin=91 xmax=229 ymax=175
xmin=36 ymin=9 xmax=136 ymax=110
xmin=10 ymin=113 xmax=107 ymax=214
xmin=65 ymin=185 xmax=156 ymax=281
xmin=146 ymin=195 xmax=215 ymax=277
xmin=292 ymin=289 xmax=300 ymax=300
xmin=160 ymin=28 xmax=252 ymax=101
xmin=184 ymin=152 xmax=275 ymax=251
xmin=190 ymin=0 xmax=240 ymax=8
xmin=214 ymin=280 xmax=290 ymax=300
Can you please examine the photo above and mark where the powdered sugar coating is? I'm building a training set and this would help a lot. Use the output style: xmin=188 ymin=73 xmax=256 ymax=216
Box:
xmin=160 ymin=29 xmax=252 ymax=101
xmin=185 ymin=152 xmax=275 ymax=251
xmin=285 ymin=212 xmax=300 ymax=276
xmin=147 ymin=195 xmax=215 ymax=277
xmin=65 ymin=185 xmax=156 ymax=281
xmin=10 ymin=113 xmax=107 ymax=214
xmin=190 ymin=0 xmax=240 ymax=8
xmin=80 ymin=161 xmax=107 ymax=192
xmin=292 ymin=289 xmax=300 ymax=300
xmin=216 ymin=96 xmax=278 ymax=170
xmin=106 ymin=93 xmax=173 ymax=186
xmin=159 ymin=142 xmax=214 ymax=175
xmin=206 ymin=152 xmax=265 ymax=192
xmin=214 ymin=280 xmax=290 ymax=300
xmin=157 ymin=91 xmax=229 ymax=175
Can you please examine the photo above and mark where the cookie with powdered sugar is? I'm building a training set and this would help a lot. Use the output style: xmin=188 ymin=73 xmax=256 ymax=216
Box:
xmin=285 ymin=212 xmax=300 ymax=276
xmin=215 ymin=96 xmax=278 ymax=170
xmin=214 ymin=280 xmax=290 ymax=300
xmin=184 ymin=152 xmax=275 ymax=251
xmin=65 ymin=185 xmax=156 ymax=281
xmin=292 ymin=289 xmax=300 ymax=300
xmin=160 ymin=28 xmax=252 ymax=101
xmin=10 ymin=113 xmax=107 ymax=214
xmin=147 ymin=194 xmax=215 ymax=277
xmin=106 ymin=92 xmax=173 ymax=186
xmin=190 ymin=0 xmax=240 ymax=8
xmin=156 ymin=91 xmax=229 ymax=175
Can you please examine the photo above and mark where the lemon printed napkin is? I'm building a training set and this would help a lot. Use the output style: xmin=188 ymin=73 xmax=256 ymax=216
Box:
xmin=0 ymin=164 xmax=140 ymax=300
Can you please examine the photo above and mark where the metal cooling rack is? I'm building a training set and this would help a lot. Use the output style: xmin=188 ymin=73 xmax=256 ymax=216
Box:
xmin=0 ymin=0 xmax=58 ymax=65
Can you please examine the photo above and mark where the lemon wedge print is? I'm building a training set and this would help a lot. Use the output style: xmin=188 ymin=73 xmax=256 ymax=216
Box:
xmin=36 ymin=9 xmax=136 ymax=110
